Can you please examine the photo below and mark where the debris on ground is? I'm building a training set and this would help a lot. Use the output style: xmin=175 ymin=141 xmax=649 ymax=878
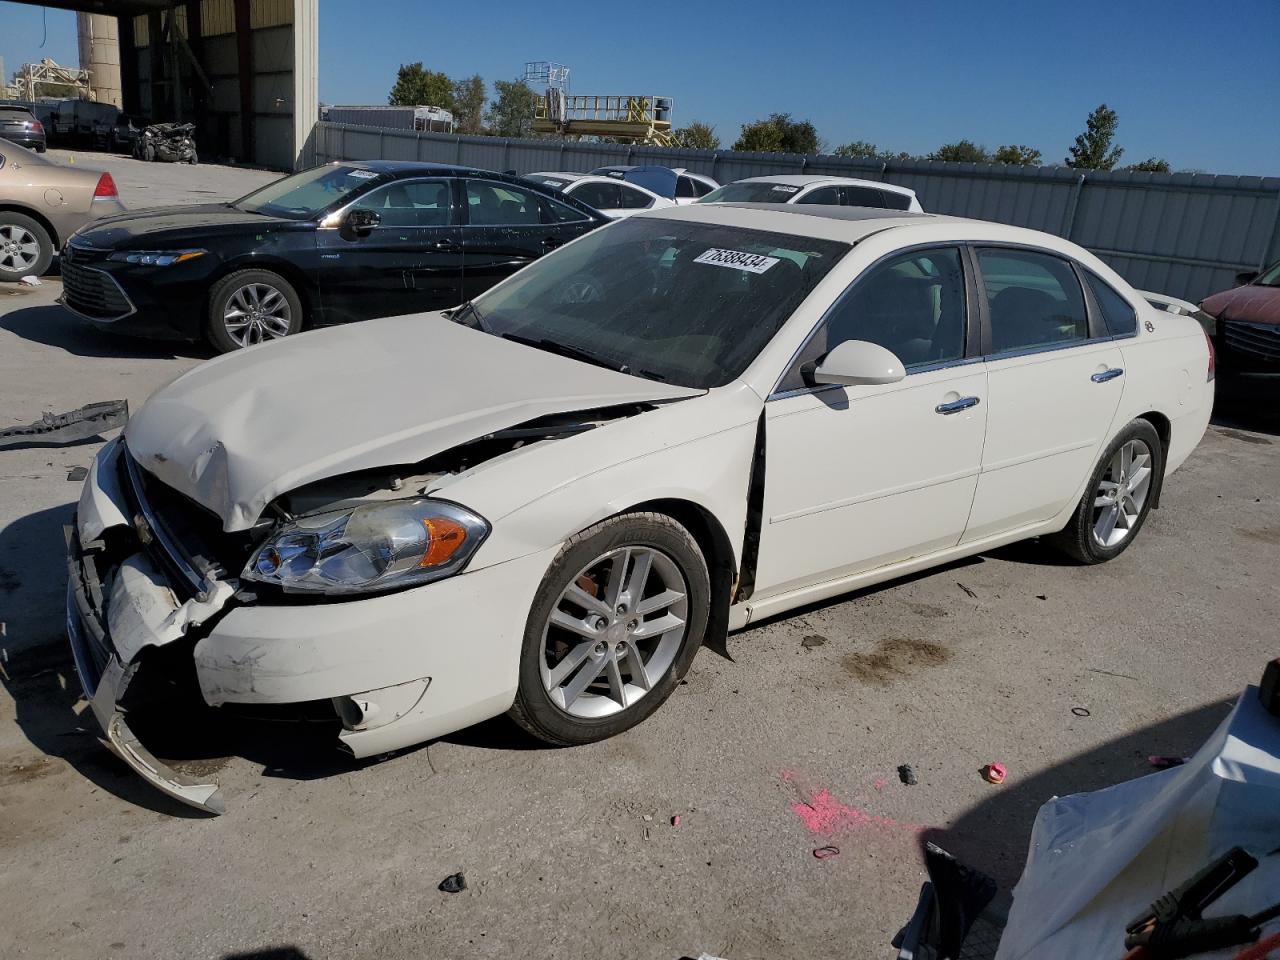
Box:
xmin=898 ymin=764 xmax=919 ymax=786
xmin=671 ymin=815 xmax=681 ymax=827
xmin=1072 ymin=706 xmax=1091 ymax=717
xmin=438 ymin=872 xmax=466 ymax=893
xmin=642 ymin=814 xmax=654 ymax=822
xmin=0 ymin=400 xmax=128 ymax=450
xmin=801 ymin=634 xmax=827 ymax=650
xmin=1035 ymin=594 xmax=1048 ymax=600
xmin=66 ymin=466 xmax=88 ymax=482
xmin=813 ymin=845 xmax=840 ymax=859
xmin=1147 ymin=755 xmax=1189 ymax=769
xmin=19 ymin=275 xmax=42 ymax=286
xmin=982 ymin=763 xmax=1007 ymax=785
xmin=956 ymin=582 xmax=978 ymax=599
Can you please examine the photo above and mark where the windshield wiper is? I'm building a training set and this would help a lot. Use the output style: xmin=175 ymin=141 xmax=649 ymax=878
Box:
xmin=500 ymin=333 xmax=627 ymax=373
xmin=450 ymin=300 xmax=488 ymax=332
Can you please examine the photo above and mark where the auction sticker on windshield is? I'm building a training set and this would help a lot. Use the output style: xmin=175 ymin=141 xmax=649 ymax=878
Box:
xmin=693 ymin=248 xmax=780 ymax=274
xmin=771 ymin=185 xmax=801 ymax=193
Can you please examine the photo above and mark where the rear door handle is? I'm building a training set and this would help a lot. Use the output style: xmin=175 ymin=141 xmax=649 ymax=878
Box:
xmin=935 ymin=396 xmax=981 ymax=415
xmin=541 ymin=237 xmax=565 ymax=249
xmin=1091 ymin=368 xmax=1124 ymax=383
xmin=430 ymin=240 xmax=460 ymax=253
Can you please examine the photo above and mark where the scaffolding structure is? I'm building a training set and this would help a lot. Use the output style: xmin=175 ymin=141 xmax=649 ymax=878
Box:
xmin=10 ymin=58 xmax=93 ymax=102
xmin=524 ymin=61 xmax=570 ymax=93
xmin=533 ymin=93 xmax=674 ymax=145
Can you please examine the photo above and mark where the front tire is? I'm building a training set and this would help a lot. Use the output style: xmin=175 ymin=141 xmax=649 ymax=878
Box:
xmin=206 ymin=269 xmax=303 ymax=352
xmin=509 ymin=512 xmax=710 ymax=745
xmin=1050 ymin=419 xmax=1164 ymax=564
xmin=0 ymin=212 xmax=53 ymax=280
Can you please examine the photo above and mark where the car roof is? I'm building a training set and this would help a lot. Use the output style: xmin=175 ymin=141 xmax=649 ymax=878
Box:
xmin=527 ymin=171 xmax=588 ymax=182
xmin=734 ymin=174 xmax=916 ymax=196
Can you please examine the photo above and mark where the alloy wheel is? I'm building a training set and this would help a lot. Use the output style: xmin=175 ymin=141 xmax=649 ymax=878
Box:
xmin=540 ymin=546 xmax=689 ymax=719
xmin=1091 ymin=438 xmax=1153 ymax=548
xmin=223 ymin=282 xmax=292 ymax=346
xmin=0 ymin=224 xmax=40 ymax=273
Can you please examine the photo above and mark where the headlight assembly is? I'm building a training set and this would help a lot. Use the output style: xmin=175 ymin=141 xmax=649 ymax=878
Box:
xmin=244 ymin=499 xmax=489 ymax=596
xmin=108 ymin=249 xmax=207 ymax=266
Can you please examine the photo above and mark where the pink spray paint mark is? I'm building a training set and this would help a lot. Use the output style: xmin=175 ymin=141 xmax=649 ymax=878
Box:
xmin=789 ymin=786 xmax=924 ymax=837
xmin=873 ymin=777 xmax=889 ymax=791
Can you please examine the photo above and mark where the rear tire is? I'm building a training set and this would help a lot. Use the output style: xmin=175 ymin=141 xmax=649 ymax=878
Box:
xmin=1050 ymin=419 xmax=1164 ymax=564
xmin=206 ymin=269 xmax=303 ymax=353
xmin=0 ymin=212 xmax=53 ymax=281
xmin=509 ymin=512 xmax=710 ymax=746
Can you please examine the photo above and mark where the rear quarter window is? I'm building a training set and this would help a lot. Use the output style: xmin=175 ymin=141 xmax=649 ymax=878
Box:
xmin=1084 ymin=272 xmax=1138 ymax=336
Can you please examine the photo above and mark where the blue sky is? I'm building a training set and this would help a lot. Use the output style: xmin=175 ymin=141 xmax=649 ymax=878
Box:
xmin=3 ymin=0 xmax=1278 ymax=175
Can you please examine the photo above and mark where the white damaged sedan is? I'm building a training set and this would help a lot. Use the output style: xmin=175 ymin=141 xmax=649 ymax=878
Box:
xmin=67 ymin=203 xmax=1214 ymax=812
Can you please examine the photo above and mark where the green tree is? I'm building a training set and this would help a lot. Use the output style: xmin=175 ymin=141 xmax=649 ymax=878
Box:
xmin=485 ymin=79 xmax=539 ymax=138
xmin=674 ymin=121 xmax=720 ymax=150
xmin=929 ymin=140 xmax=991 ymax=163
xmin=1125 ymin=157 xmax=1171 ymax=173
xmin=1066 ymin=104 xmax=1124 ymax=170
xmin=388 ymin=62 xmax=454 ymax=109
xmin=992 ymin=144 xmax=1042 ymax=166
xmin=832 ymin=140 xmax=882 ymax=159
xmin=451 ymin=74 xmax=487 ymax=134
xmin=733 ymin=113 xmax=819 ymax=154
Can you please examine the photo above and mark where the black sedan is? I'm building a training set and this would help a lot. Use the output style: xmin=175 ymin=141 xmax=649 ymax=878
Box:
xmin=59 ymin=161 xmax=609 ymax=351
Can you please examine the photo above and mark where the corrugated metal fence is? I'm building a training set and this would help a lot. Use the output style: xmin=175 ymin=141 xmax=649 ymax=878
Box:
xmin=308 ymin=122 xmax=1280 ymax=304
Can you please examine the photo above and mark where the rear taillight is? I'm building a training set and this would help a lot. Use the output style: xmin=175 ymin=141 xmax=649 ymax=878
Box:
xmin=1202 ymin=324 xmax=1215 ymax=382
xmin=32 ymin=120 xmax=44 ymax=133
xmin=93 ymin=173 xmax=117 ymax=198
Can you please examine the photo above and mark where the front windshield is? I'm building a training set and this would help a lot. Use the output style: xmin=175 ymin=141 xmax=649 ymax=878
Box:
xmin=1256 ymin=260 xmax=1280 ymax=286
xmin=234 ymin=164 xmax=386 ymax=219
xmin=698 ymin=182 xmax=803 ymax=204
xmin=466 ymin=217 xmax=849 ymax=388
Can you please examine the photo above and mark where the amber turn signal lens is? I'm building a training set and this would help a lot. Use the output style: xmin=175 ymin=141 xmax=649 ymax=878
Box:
xmin=420 ymin=517 xmax=467 ymax=568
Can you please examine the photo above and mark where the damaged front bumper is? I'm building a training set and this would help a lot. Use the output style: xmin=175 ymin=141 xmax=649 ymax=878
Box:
xmin=65 ymin=439 xmax=550 ymax=815
xmin=66 ymin=528 xmax=227 ymax=814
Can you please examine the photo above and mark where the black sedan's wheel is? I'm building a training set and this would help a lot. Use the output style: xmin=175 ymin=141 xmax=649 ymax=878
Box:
xmin=206 ymin=269 xmax=303 ymax=352
xmin=510 ymin=512 xmax=710 ymax=745
xmin=1050 ymin=419 xmax=1164 ymax=564
xmin=0 ymin=212 xmax=53 ymax=281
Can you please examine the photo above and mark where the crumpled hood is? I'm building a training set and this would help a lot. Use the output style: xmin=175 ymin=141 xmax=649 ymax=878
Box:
xmin=124 ymin=313 xmax=701 ymax=531
xmin=1202 ymin=284 xmax=1280 ymax=326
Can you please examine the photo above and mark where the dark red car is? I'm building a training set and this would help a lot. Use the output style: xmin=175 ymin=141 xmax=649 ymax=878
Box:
xmin=1201 ymin=260 xmax=1280 ymax=391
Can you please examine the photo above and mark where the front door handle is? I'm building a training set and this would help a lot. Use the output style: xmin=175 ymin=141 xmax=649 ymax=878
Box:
xmin=431 ymin=239 xmax=460 ymax=253
xmin=1091 ymin=367 xmax=1124 ymax=383
xmin=935 ymin=396 xmax=981 ymax=415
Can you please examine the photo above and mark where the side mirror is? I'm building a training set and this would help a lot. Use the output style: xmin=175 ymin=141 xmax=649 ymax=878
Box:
xmin=1235 ymin=270 xmax=1259 ymax=286
xmin=344 ymin=208 xmax=380 ymax=238
xmin=810 ymin=339 xmax=906 ymax=387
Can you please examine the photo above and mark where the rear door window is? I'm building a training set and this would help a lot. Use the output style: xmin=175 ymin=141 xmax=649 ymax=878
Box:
xmin=617 ymin=184 xmax=654 ymax=210
xmin=796 ymin=186 xmax=841 ymax=205
xmin=1084 ymin=272 xmax=1138 ymax=336
xmin=571 ymin=180 xmax=622 ymax=211
xmin=978 ymin=248 xmax=1089 ymax=353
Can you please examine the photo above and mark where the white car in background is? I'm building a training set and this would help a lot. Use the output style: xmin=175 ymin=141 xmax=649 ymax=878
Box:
xmin=67 ymin=204 xmax=1212 ymax=813
xmin=588 ymin=165 xmax=719 ymax=204
xmin=523 ymin=172 xmax=675 ymax=219
xmin=700 ymin=174 xmax=923 ymax=212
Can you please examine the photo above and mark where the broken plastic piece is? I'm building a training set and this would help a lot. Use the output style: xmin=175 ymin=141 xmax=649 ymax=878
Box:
xmin=20 ymin=274 xmax=42 ymax=286
xmin=671 ymin=815 xmax=681 ymax=826
xmin=438 ymin=872 xmax=466 ymax=893
xmin=813 ymin=845 xmax=840 ymax=859
xmin=0 ymin=400 xmax=128 ymax=450
xmin=898 ymin=763 xmax=918 ymax=786
xmin=67 ymin=465 xmax=89 ymax=482
xmin=983 ymin=762 xmax=1006 ymax=785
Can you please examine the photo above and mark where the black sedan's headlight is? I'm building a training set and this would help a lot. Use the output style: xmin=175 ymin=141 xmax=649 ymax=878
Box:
xmin=244 ymin=499 xmax=489 ymax=596
xmin=107 ymin=249 xmax=207 ymax=266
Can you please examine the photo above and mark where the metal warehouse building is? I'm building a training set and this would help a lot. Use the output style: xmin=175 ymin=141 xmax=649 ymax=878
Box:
xmin=14 ymin=0 xmax=318 ymax=170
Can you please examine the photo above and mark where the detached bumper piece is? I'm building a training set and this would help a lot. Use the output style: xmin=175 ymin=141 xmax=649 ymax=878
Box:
xmin=66 ymin=525 xmax=226 ymax=815
xmin=0 ymin=400 xmax=128 ymax=450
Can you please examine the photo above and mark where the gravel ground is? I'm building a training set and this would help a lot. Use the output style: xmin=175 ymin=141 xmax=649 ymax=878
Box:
xmin=0 ymin=151 xmax=1276 ymax=960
